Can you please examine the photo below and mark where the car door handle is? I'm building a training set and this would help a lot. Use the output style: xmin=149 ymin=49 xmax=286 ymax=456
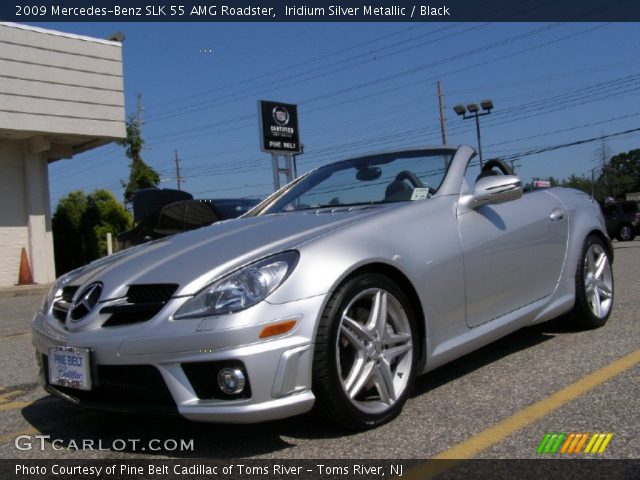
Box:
xmin=549 ymin=208 xmax=565 ymax=221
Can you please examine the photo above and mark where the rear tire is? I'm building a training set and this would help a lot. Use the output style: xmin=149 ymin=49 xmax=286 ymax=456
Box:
xmin=312 ymin=273 xmax=417 ymax=430
xmin=570 ymin=235 xmax=614 ymax=329
xmin=616 ymin=224 xmax=635 ymax=241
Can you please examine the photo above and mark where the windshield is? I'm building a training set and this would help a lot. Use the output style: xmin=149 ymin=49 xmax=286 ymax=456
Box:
xmin=255 ymin=149 xmax=454 ymax=215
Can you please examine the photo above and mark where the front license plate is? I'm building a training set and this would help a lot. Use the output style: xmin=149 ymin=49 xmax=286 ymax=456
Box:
xmin=48 ymin=346 xmax=92 ymax=391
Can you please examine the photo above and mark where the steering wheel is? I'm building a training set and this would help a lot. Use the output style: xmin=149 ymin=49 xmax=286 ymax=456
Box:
xmin=480 ymin=159 xmax=514 ymax=176
xmin=395 ymin=170 xmax=425 ymax=188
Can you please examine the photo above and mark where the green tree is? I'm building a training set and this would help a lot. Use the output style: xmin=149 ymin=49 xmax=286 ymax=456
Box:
xmin=52 ymin=189 xmax=132 ymax=275
xmin=119 ymin=115 xmax=160 ymax=205
xmin=604 ymin=148 xmax=640 ymax=199
xmin=81 ymin=189 xmax=132 ymax=260
xmin=561 ymin=174 xmax=595 ymax=198
xmin=52 ymin=191 xmax=89 ymax=274
xmin=548 ymin=176 xmax=560 ymax=187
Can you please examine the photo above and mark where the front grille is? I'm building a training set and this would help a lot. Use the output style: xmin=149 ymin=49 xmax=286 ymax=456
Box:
xmin=182 ymin=360 xmax=251 ymax=400
xmin=126 ymin=284 xmax=178 ymax=303
xmin=44 ymin=356 xmax=177 ymax=414
xmin=101 ymin=284 xmax=178 ymax=327
xmin=52 ymin=286 xmax=79 ymax=323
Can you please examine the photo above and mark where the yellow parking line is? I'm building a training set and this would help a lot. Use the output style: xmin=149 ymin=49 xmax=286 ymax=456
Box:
xmin=0 ymin=390 xmax=24 ymax=403
xmin=0 ymin=332 xmax=31 ymax=341
xmin=0 ymin=401 xmax=29 ymax=412
xmin=404 ymin=349 xmax=640 ymax=479
xmin=0 ymin=427 xmax=37 ymax=445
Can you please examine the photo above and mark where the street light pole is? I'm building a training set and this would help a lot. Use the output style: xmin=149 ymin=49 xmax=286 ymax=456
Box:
xmin=452 ymin=99 xmax=493 ymax=169
xmin=473 ymin=112 xmax=483 ymax=167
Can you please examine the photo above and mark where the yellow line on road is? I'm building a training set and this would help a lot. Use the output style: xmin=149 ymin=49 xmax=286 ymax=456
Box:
xmin=0 ymin=427 xmax=37 ymax=445
xmin=404 ymin=349 xmax=640 ymax=479
xmin=0 ymin=401 xmax=29 ymax=412
xmin=0 ymin=390 xmax=24 ymax=403
xmin=0 ymin=332 xmax=31 ymax=341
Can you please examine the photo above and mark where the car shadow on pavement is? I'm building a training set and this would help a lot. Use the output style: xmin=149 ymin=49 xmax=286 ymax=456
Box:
xmin=20 ymin=317 xmax=575 ymax=456
xmin=20 ymin=397 xmax=343 ymax=458
xmin=411 ymin=321 xmax=559 ymax=397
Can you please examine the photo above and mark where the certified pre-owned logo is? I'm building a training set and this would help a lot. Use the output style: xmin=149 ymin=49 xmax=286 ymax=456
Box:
xmin=536 ymin=432 xmax=613 ymax=455
xmin=69 ymin=283 xmax=102 ymax=321
xmin=272 ymin=106 xmax=290 ymax=126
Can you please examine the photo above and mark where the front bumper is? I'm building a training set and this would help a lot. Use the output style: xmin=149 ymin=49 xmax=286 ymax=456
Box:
xmin=32 ymin=294 xmax=326 ymax=423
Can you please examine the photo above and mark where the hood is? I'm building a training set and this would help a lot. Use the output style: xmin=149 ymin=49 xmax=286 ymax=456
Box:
xmin=68 ymin=206 xmax=389 ymax=299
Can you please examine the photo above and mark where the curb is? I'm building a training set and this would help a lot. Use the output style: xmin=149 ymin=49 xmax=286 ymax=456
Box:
xmin=0 ymin=285 xmax=50 ymax=299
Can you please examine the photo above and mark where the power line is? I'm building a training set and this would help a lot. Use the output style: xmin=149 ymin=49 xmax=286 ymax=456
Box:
xmin=144 ymin=23 xmax=432 ymax=112
xmin=143 ymin=0 xmax=561 ymax=118
xmin=500 ymin=127 xmax=640 ymax=162
xmin=145 ymin=22 xmax=607 ymax=148
xmin=145 ymin=23 xmax=490 ymax=123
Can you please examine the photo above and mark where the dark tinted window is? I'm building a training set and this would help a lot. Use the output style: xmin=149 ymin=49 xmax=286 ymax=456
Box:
xmin=621 ymin=202 xmax=640 ymax=214
xmin=603 ymin=205 xmax=618 ymax=215
xmin=213 ymin=199 xmax=260 ymax=219
xmin=156 ymin=203 xmax=187 ymax=234
xmin=183 ymin=202 xmax=218 ymax=229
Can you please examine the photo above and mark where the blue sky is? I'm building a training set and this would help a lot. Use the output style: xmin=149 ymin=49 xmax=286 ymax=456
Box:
xmin=31 ymin=21 xmax=640 ymax=208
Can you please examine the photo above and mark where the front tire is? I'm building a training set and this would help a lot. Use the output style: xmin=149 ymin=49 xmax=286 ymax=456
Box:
xmin=312 ymin=274 xmax=418 ymax=430
xmin=570 ymin=235 xmax=614 ymax=329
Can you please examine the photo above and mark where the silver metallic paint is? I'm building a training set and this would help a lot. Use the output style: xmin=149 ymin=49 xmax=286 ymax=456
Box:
xmin=32 ymin=145 xmax=611 ymax=423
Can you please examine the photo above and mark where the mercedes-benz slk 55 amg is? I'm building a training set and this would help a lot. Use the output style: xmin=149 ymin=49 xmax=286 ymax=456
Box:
xmin=33 ymin=145 xmax=613 ymax=429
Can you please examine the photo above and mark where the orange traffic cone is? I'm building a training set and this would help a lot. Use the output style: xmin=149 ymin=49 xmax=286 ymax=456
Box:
xmin=17 ymin=247 xmax=35 ymax=285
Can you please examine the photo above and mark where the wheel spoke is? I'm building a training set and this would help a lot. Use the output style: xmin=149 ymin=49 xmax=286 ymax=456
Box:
xmin=596 ymin=282 xmax=612 ymax=299
xmin=383 ymin=343 xmax=412 ymax=362
xmin=367 ymin=291 xmax=388 ymax=340
xmin=383 ymin=332 xmax=412 ymax=347
xmin=340 ymin=318 xmax=368 ymax=351
xmin=586 ymin=249 xmax=596 ymax=274
xmin=342 ymin=315 xmax=372 ymax=343
xmin=592 ymin=288 xmax=602 ymax=317
xmin=347 ymin=360 xmax=375 ymax=399
xmin=594 ymin=253 xmax=607 ymax=279
xmin=343 ymin=355 xmax=365 ymax=393
xmin=375 ymin=360 xmax=396 ymax=404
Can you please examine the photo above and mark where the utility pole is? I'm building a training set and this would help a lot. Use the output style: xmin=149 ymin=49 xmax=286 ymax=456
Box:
xmin=437 ymin=81 xmax=447 ymax=145
xmin=174 ymin=150 xmax=182 ymax=191
xmin=135 ymin=93 xmax=144 ymax=129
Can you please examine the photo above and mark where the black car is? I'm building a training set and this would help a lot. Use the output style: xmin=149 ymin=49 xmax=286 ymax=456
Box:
xmin=117 ymin=197 xmax=261 ymax=249
xmin=602 ymin=200 xmax=640 ymax=241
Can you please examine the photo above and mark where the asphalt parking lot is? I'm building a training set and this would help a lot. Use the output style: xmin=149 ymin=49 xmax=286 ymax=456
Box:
xmin=0 ymin=241 xmax=638 ymax=461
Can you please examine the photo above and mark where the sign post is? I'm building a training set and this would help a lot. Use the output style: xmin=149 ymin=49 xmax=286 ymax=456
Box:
xmin=258 ymin=100 xmax=302 ymax=191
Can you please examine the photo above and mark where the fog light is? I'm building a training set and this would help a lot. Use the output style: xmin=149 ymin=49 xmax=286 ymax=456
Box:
xmin=217 ymin=368 xmax=246 ymax=395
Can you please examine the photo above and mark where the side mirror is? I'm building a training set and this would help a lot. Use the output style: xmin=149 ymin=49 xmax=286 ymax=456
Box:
xmin=472 ymin=175 xmax=523 ymax=209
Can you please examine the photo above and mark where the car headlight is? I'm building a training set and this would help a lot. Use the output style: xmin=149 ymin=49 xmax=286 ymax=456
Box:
xmin=174 ymin=251 xmax=299 ymax=319
xmin=41 ymin=269 xmax=80 ymax=313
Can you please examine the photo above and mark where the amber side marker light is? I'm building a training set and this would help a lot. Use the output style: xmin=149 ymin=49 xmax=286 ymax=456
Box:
xmin=259 ymin=320 xmax=297 ymax=339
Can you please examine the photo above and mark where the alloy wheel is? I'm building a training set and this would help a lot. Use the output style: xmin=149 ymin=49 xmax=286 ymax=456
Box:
xmin=335 ymin=288 xmax=413 ymax=414
xmin=619 ymin=225 xmax=633 ymax=241
xmin=583 ymin=243 xmax=613 ymax=319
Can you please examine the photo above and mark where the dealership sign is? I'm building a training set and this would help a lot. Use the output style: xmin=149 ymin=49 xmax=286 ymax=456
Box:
xmin=259 ymin=100 xmax=301 ymax=154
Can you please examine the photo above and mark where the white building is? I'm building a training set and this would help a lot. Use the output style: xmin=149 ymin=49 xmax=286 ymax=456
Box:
xmin=0 ymin=23 xmax=125 ymax=286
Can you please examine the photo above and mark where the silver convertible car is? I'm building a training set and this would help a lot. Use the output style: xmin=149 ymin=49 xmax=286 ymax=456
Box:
xmin=33 ymin=145 xmax=614 ymax=429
